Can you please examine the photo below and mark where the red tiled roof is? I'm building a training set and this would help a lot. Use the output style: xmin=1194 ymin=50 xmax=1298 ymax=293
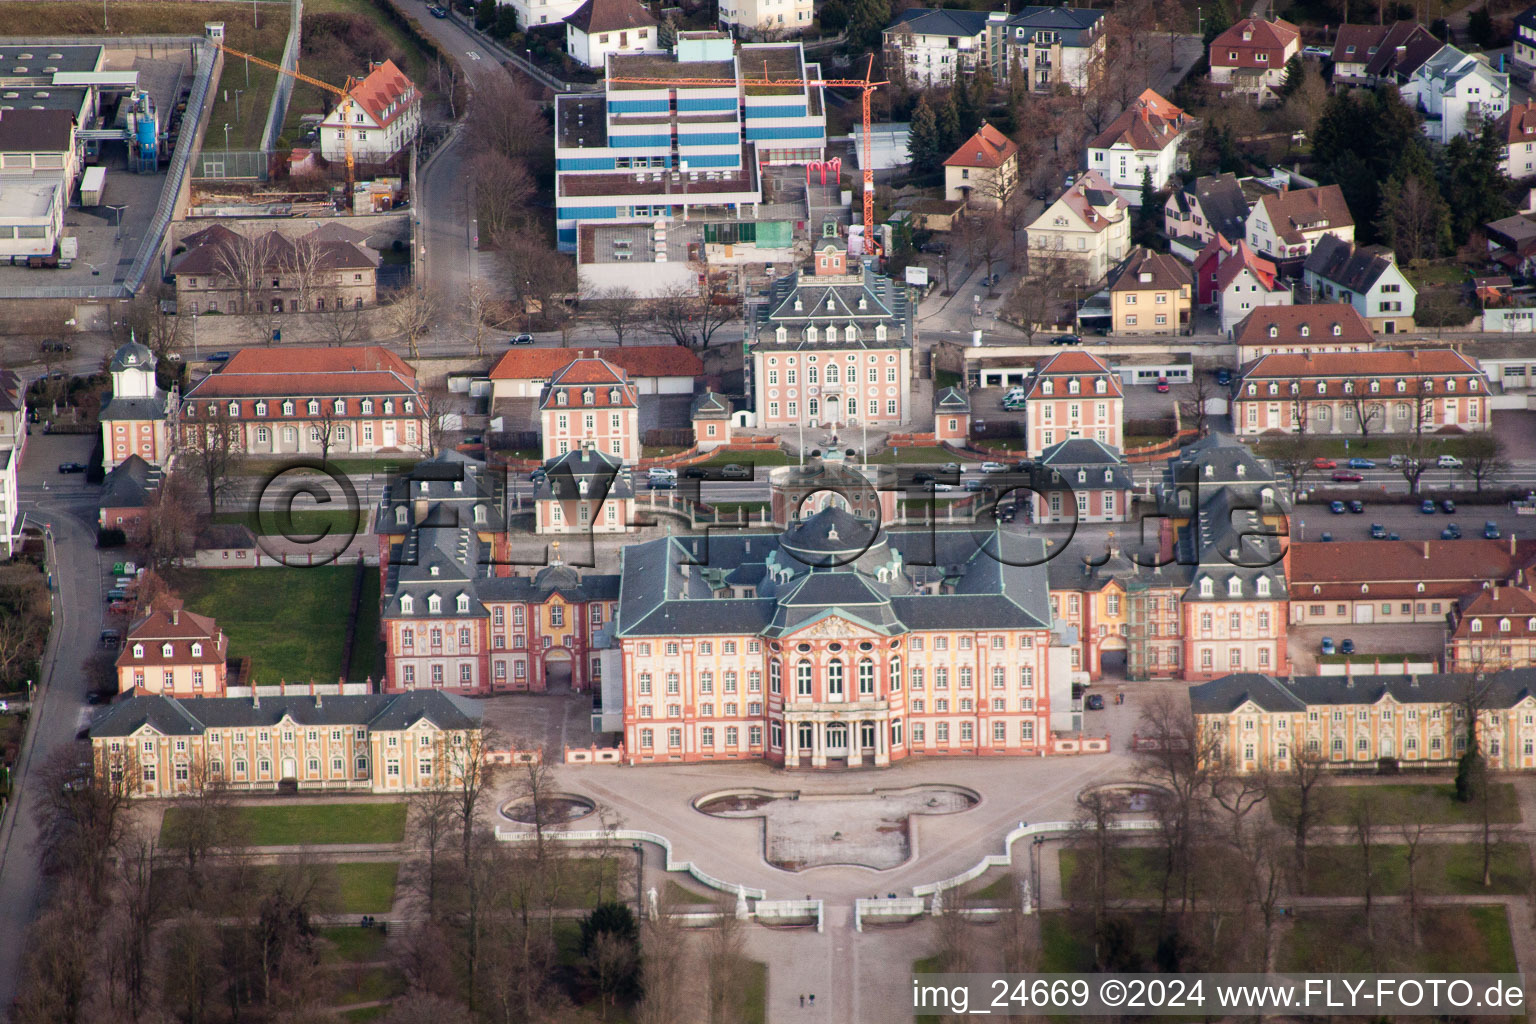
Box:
xmin=221 ymin=346 xmax=412 ymax=377
xmin=1496 ymin=102 xmax=1536 ymax=145
xmin=1193 ymin=233 xmax=1235 ymax=271
xmin=1252 ymin=186 xmax=1354 ymax=245
xmin=1089 ymin=90 xmax=1190 ymax=153
xmin=1232 ymin=303 xmax=1374 ymax=346
xmin=541 ymin=357 xmax=639 ymax=408
xmin=1450 ymin=586 xmax=1536 ymax=638
xmin=1052 ymin=170 xmax=1128 ymax=234
xmin=341 ymin=59 xmax=417 ymax=131
xmin=1290 ymin=539 xmax=1536 ymax=587
xmin=1210 ymin=17 xmax=1300 ymax=68
xmin=1238 ymin=348 xmax=1485 ymax=385
xmin=566 ymin=0 xmax=656 ymax=34
xmin=1022 ymin=351 xmax=1123 ymax=399
xmin=944 ymin=123 xmax=1019 ymax=169
xmin=118 ymin=606 xmax=227 ymax=669
xmin=488 ymin=345 xmax=704 ymax=381
xmin=1214 ymin=240 xmax=1278 ymax=291
xmin=184 ymin=346 xmax=419 ymax=402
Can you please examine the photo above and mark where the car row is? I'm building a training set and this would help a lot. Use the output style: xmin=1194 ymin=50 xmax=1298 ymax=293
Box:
xmin=1328 ymin=499 xmax=1366 ymax=514
xmin=1319 ymin=637 xmax=1356 ymax=656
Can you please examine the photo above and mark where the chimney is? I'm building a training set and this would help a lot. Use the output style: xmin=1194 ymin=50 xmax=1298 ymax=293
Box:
xmin=171 ymin=608 xmax=179 ymax=626
xmin=316 ymin=691 xmax=323 ymax=708
xmin=1494 ymin=585 xmax=1500 ymax=600
xmin=1512 ymin=533 xmax=1517 ymax=557
xmin=1423 ymin=541 xmax=1430 ymax=559
xmin=414 ymin=498 xmax=428 ymax=523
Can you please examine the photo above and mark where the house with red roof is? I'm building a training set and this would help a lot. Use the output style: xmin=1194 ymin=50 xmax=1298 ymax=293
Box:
xmin=488 ymin=345 xmax=704 ymax=400
xmin=1085 ymin=89 xmax=1194 ymax=199
xmin=1245 ymin=184 xmax=1356 ymax=271
xmin=1214 ymin=239 xmax=1290 ymax=334
xmin=1494 ymin=101 xmax=1536 ymax=179
xmin=1447 ymin=585 xmax=1536 ymax=672
xmin=180 ymin=346 xmax=428 ymax=457
xmin=943 ymin=123 xmax=1019 ymax=208
xmin=539 ymin=356 xmax=641 ymax=462
xmin=565 ymin=0 xmax=658 ymax=68
xmin=1024 ymin=170 xmax=1130 ymax=283
xmin=1021 ymin=350 xmax=1123 ymax=456
xmin=117 ymin=596 xmax=230 ymax=697
xmin=1208 ymin=17 xmax=1301 ymax=104
xmin=1106 ymin=247 xmax=1192 ymax=336
xmin=1232 ymin=303 xmax=1375 ymax=360
xmin=318 ymin=59 xmax=422 ymax=166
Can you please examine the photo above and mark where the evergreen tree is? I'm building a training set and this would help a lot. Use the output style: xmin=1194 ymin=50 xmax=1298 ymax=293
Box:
xmin=1467 ymin=5 xmax=1495 ymax=48
xmin=908 ymin=97 xmax=942 ymax=174
xmin=1202 ymin=0 xmax=1232 ymax=47
xmin=1313 ymin=86 xmax=1436 ymax=245
xmin=1376 ymin=172 xmax=1452 ymax=261
xmin=819 ymin=0 xmax=849 ymax=34
xmin=1279 ymin=54 xmax=1304 ymax=98
xmin=937 ymin=94 xmax=962 ymax=157
xmin=1441 ymin=120 xmax=1514 ymax=245
xmin=844 ymin=0 xmax=891 ymax=52
xmin=1134 ymin=167 xmax=1161 ymax=248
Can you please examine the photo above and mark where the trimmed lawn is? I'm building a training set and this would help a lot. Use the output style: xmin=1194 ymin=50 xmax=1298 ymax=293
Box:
xmin=549 ymin=856 xmax=625 ymax=909
xmin=321 ymin=925 xmax=389 ymax=964
xmin=161 ymin=801 xmax=407 ymax=846
xmin=1057 ymin=847 xmax=1170 ymax=901
xmin=211 ymin=508 xmax=366 ymax=538
xmin=700 ymin=450 xmax=793 ymax=466
xmin=865 ymin=447 xmax=959 ymax=464
xmin=663 ymin=879 xmax=715 ymax=905
xmin=1271 ymin=783 xmax=1521 ymax=827
xmin=239 ymin=456 xmax=420 ymax=478
xmin=351 ymin=569 xmax=382 ymax=683
xmin=331 ymin=861 xmax=401 ymax=914
xmin=167 ymin=566 xmax=366 ymax=684
xmin=1255 ymin=435 xmax=1480 ymax=461
xmin=1284 ymin=906 xmax=1517 ymax=973
xmin=1315 ymin=651 xmax=1435 ymax=664
xmin=967 ymin=872 xmax=1020 ymax=903
xmin=1304 ymin=842 xmax=1531 ymax=897
xmin=739 ymin=958 xmax=768 ymax=1024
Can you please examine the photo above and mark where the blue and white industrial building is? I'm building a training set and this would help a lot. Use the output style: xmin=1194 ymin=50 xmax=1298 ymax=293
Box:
xmin=554 ymin=32 xmax=826 ymax=251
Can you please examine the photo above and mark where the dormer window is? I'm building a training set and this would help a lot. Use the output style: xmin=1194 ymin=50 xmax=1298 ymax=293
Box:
xmin=1204 ymin=464 xmax=1214 ymax=477
xmin=1200 ymin=578 xmax=1214 ymax=597
xmin=132 ymin=643 xmax=144 ymax=659
xmin=776 ymin=326 xmax=788 ymax=342
xmin=282 ymin=400 xmax=294 ymax=416
xmin=858 ymin=297 xmax=868 ymax=310
xmin=807 ymin=326 xmax=818 ymax=343
xmin=255 ymin=401 xmax=268 ymax=416
xmin=794 ymin=299 xmax=803 ymax=311
xmin=334 ymin=399 xmax=347 ymax=414
xmin=1228 ymin=577 xmax=1242 ymax=597
xmin=609 ymin=389 xmax=620 ymax=403
xmin=1317 ymin=382 xmax=1326 ymax=394
xmin=844 ymin=325 xmax=857 ymax=341
xmin=162 ymin=643 xmax=173 ymax=657
xmin=1471 ymin=378 xmax=1480 ymax=390
xmin=1094 ymin=379 xmax=1106 ymax=393
xmin=1473 ymin=619 xmax=1483 ymax=632
xmin=1370 ymin=380 xmax=1379 ymax=393
xmin=1068 ymin=379 xmax=1080 ymax=394
xmin=1396 ymin=380 xmax=1406 ymax=392
xmin=1300 ymin=325 xmax=1310 ymax=337
xmin=428 ymin=594 xmax=441 ymax=613
xmin=395 ymin=507 xmax=407 ymax=525
xmin=1446 ymin=380 xmax=1457 ymax=392
xmin=1248 ymin=383 xmax=1257 ymax=395
xmin=1501 ymin=617 xmax=1512 ymax=632
xmin=1268 ymin=325 xmax=1278 ymax=338
xmin=1077 ymin=469 xmax=1087 ymax=483
xmin=1042 ymin=380 xmax=1053 ymax=395
xmin=474 ymin=505 xmax=486 ymax=523
xmin=1423 ymin=379 xmax=1433 ymax=391
xmin=384 ymin=400 xmax=394 ymax=414
xmin=876 ymin=324 xmax=887 ymax=341
xmin=558 ymin=391 xmax=568 ymax=405
xmin=401 ymin=595 xmax=414 ymax=613
xmin=1267 ymin=383 xmax=1278 ymax=395
xmin=227 ymin=401 xmax=239 ymax=416
xmin=583 ymin=389 xmax=594 ymax=405
xmin=1344 ymin=382 xmax=1354 ymax=394
xmin=192 ymin=642 xmax=203 ymax=657
xmin=1236 ymin=464 xmax=1246 ymax=477
xmin=1256 ymin=577 xmax=1271 ymax=597
xmin=1104 ymin=469 xmax=1113 ymax=483
xmin=362 ymin=399 xmax=374 ymax=414
xmin=308 ymin=399 xmax=320 ymax=415
xmin=457 ymin=594 xmax=470 ymax=613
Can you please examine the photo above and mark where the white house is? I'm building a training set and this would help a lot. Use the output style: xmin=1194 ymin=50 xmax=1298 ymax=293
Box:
xmin=1245 ymin=184 xmax=1355 ymax=270
xmin=1513 ymin=5 xmax=1536 ymax=81
xmin=1025 ymin=170 xmax=1131 ymax=283
xmin=718 ymin=0 xmax=813 ymax=35
xmin=1002 ymin=6 xmax=1106 ymax=93
xmin=1085 ymin=88 xmax=1193 ymax=202
xmin=881 ymin=8 xmax=1002 ymax=87
xmin=1215 ymin=240 xmax=1291 ymax=335
xmin=565 ymin=0 xmax=659 ymax=68
xmin=1302 ymin=234 xmax=1417 ymax=334
xmin=318 ymin=60 xmax=421 ymax=165
xmin=1493 ymin=101 xmax=1536 ymax=178
xmin=508 ymin=0 xmax=586 ymax=28
xmin=1401 ymin=45 xmax=1509 ymax=145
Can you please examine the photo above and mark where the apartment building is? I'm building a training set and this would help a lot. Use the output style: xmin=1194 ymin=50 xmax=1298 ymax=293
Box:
xmin=1402 ymin=45 xmax=1509 ymax=145
xmin=318 ymin=59 xmax=421 ymax=165
xmin=1493 ymin=101 xmax=1536 ymax=178
xmin=1086 ymin=89 xmax=1193 ymax=198
xmin=1106 ymin=246 xmax=1192 ymax=336
xmin=1019 ymin=350 xmax=1123 ymax=457
xmin=881 ymin=9 xmax=1004 ymax=87
xmin=1002 ymin=6 xmax=1106 ymax=93
xmin=1025 ymin=170 xmax=1131 ymax=283
xmin=1331 ymin=21 xmax=1444 ymax=85
xmin=1245 ymin=185 xmax=1355 ymax=271
xmin=718 ymin=0 xmax=812 ymax=36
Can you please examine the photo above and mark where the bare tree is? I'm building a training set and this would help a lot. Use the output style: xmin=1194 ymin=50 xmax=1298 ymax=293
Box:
xmin=210 ymin=230 xmax=274 ymax=314
xmin=1351 ymin=792 xmax=1378 ymax=944
xmin=636 ymin=890 xmax=693 ymax=1024
xmin=464 ymin=71 xmax=552 ymax=169
xmin=1003 ymin=256 xmax=1072 ymax=342
xmin=122 ymin=287 xmax=185 ymax=362
xmin=159 ymin=762 xmax=247 ymax=906
xmin=1462 ymin=432 xmax=1509 ymax=493
xmin=1269 ymin=398 xmax=1321 ymax=503
xmin=587 ymin=286 xmax=643 ymax=347
xmin=414 ymin=385 xmax=458 ymax=460
xmin=1229 ymin=814 xmax=1289 ymax=972
xmin=1180 ymin=371 xmax=1214 ymax=438
xmin=283 ymin=234 xmax=327 ymax=314
xmin=495 ymin=226 xmax=577 ymax=337
xmin=384 ymin=287 xmax=441 ymax=358
xmin=1344 ymin=391 xmax=1383 ymax=440
xmin=1400 ymin=820 xmax=1428 ymax=946
xmin=1135 ymin=691 xmax=1214 ymax=920
xmin=317 ymin=297 xmax=367 ymax=347
xmin=408 ymin=767 xmax=460 ymax=917
xmin=470 ymin=152 xmax=538 ymax=245
xmin=461 ymin=279 xmax=513 ymax=357
xmin=180 ymin=398 xmax=244 ymax=514
xmin=703 ymin=896 xmax=751 ymax=1024
xmin=648 ymin=274 xmax=737 ymax=349
xmin=1070 ymin=788 xmax=1122 ymax=967
xmin=1271 ymin=749 xmax=1332 ymax=892
xmin=142 ymin=470 xmax=199 ymax=575
xmin=1388 ymin=376 xmax=1437 ymax=495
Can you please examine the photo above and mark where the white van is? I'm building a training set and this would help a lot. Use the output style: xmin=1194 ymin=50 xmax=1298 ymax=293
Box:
xmin=1437 ymin=455 xmax=1462 ymax=469
xmin=647 ymin=467 xmax=678 ymax=482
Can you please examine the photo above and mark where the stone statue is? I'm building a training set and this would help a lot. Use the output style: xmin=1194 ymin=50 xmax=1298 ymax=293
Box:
xmin=647 ymin=886 xmax=658 ymax=920
xmin=1020 ymin=875 xmax=1034 ymax=916
xmin=735 ymin=884 xmax=750 ymax=920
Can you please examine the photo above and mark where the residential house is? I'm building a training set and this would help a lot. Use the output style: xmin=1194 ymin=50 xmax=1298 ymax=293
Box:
xmin=692 ymin=391 xmax=734 ymax=449
xmin=553 ymin=39 xmax=825 ymax=249
xmin=943 ymin=123 xmax=1019 ymax=208
xmin=882 ymin=9 xmax=1003 ymax=88
xmin=1230 ymin=349 xmax=1491 ymax=436
xmin=1245 ymin=184 xmax=1355 ymax=272
xmin=1023 ymin=438 xmax=1132 ymax=524
xmin=718 ymin=0 xmax=813 ymax=35
xmin=1105 ymin=247 xmax=1191 ymax=336
xmin=609 ymin=506 xmax=1079 ymax=767
xmin=539 ymin=356 xmax=641 ymax=462
xmin=1208 ymin=17 xmax=1301 ymax=104
xmin=1289 ymin=537 xmax=1536 ymax=626
xmin=100 ymin=340 xmax=175 ymax=471
xmin=98 ymin=455 xmax=163 ymax=543
xmin=750 ymin=247 xmax=915 ymax=430
xmin=1020 ymin=350 xmax=1123 ymax=457
xmin=0 ymin=368 xmax=22 ymax=559
xmin=1085 ymin=89 xmax=1193 ymax=200
xmin=1232 ymin=304 xmax=1375 ymax=360
xmin=1164 ymin=172 xmax=1272 ymax=248
xmin=1515 ymin=5 xmax=1536 ymax=81
xmin=318 ymin=59 xmax=421 ymax=165
xmin=1025 ymin=170 xmax=1131 ymax=284
xmin=1447 ymin=586 xmax=1536 ymax=673
xmin=933 ymin=386 xmax=970 ymax=443
xmin=88 ymin=690 xmax=484 ymax=797
xmin=1001 ymin=6 xmax=1106 ymax=93
xmin=1193 ymin=233 xmax=1234 ymax=306
xmin=180 ymin=346 xmax=428 ymax=457
xmin=117 ymin=597 xmax=230 ymax=697
xmin=509 ymin=0 xmax=586 ymax=29
xmin=533 ymin=448 xmax=636 ymax=535
xmin=1484 ymin=212 xmax=1536 ymax=276
xmin=1331 ymin=22 xmax=1444 ymax=85
xmin=170 ymin=223 xmax=380 ymax=315
xmin=489 ymin=346 xmax=703 ymax=400
xmin=1302 ymin=234 xmax=1417 ymax=333
xmin=0 ymin=109 xmax=77 ymax=260
xmin=1191 ymin=669 xmax=1536 ymax=774
xmin=1216 ymin=240 xmax=1291 ymax=334
xmin=1401 ymin=45 xmax=1509 ymax=145
xmin=1494 ymin=101 xmax=1536 ymax=178
xmin=565 ymin=0 xmax=659 ymax=68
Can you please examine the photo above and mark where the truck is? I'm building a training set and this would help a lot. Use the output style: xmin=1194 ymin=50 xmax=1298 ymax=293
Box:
xmin=1514 ymin=493 xmax=1536 ymax=515
xmin=79 ymin=166 xmax=106 ymax=207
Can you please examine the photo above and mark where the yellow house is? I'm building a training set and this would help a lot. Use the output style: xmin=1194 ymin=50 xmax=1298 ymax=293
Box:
xmin=1107 ymin=247 xmax=1192 ymax=336
xmin=944 ymin=123 xmax=1020 ymax=208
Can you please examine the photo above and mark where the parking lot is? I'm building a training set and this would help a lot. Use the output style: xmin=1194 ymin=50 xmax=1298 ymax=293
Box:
xmin=1288 ymin=623 xmax=1449 ymax=674
xmin=1291 ymin=502 xmax=1533 ymax=543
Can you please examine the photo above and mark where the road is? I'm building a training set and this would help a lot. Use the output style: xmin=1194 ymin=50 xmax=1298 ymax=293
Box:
xmin=0 ymin=434 xmax=111 ymax=1016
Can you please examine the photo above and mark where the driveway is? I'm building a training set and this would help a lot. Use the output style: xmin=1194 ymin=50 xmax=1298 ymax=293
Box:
xmin=1288 ymin=622 xmax=1448 ymax=674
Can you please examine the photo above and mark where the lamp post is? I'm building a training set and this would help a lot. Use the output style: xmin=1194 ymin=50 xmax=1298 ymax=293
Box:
xmin=223 ymin=123 xmax=231 ymax=151
xmin=234 ymin=88 xmax=243 ymax=122
xmin=191 ymin=311 xmax=199 ymax=357
xmin=631 ymin=842 xmax=644 ymax=919
xmin=107 ymin=204 xmax=127 ymax=242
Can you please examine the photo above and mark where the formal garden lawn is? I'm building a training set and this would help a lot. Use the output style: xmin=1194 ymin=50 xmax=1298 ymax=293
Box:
xmin=1270 ymin=783 xmax=1520 ymax=827
xmin=160 ymin=801 xmax=407 ymax=846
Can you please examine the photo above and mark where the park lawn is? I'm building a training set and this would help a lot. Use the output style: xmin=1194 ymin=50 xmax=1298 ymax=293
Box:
xmin=1315 ymin=651 xmax=1436 ymax=665
xmin=663 ymin=879 xmax=715 ymax=906
xmin=739 ymin=959 xmax=768 ymax=1024
xmin=966 ymin=872 xmax=1019 ymax=903
xmin=320 ymin=925 xmax=389 ymax=964
xmin=1271 ymin=782 xmax=1521 ymax=827
xmin=864 ymin=447 xmax=959 ymax=464
xmin=161 ymin=801 xmax=407 ymax=846
xmin=166 ymin=565 xmax=365 ymax=684
xmin=1254 ymin=435 xmax=1479 ymax=461
xmin=1284 ymin=905 xmax=1517 ymax=973
xmin=1303 ymin=842 xmax=1532 ymax=897
xmin=330 ymin=861 xmax=401 ymax=914
xmin=700 ymin=449 xmax=793 ymax=466
xmin=239 ymin=456 xmax=420 ymax=477
xmin=351 ymin=569 xmax=383 ymax=683
xmin=549 ymin=856 xmax=626 ymax=909
xmin=332 ymin=965 xmax=407 ymax=1006
xmin=211 ymin=508 xmax=366 ymax=537
xmin=1057 ymin=847 xmax=1171 ymax=902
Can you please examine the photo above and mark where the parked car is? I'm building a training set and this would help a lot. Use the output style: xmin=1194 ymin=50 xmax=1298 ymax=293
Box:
xmin=1312 ymin=457 xmax=1337 ymax=470
xmin=57 ymin=462 xmax=85 ymax=473
xmin=980 ymin=461 xmax=1008 ymax=473
xmin=528 ymin=468 xmax=547 ymax=484
xmin=1442 ymin=499 xmax=1456 ymax=513
xmin=1421 ymin=499 xmax=1437 ymax=514
xmin=1303 ymin=44 xmax=1332 ymax=58
xmin=940 ymin=462 xmax=961 ymax=474
xmin=1442 ymin=524 xmax=1463 ymax=539
xmin=1348 ymin=499 xmax=1365 ymax=513
xmin=1341 ymin=638 xmax=1356 ymax=655
xmin=99 ymin=629 xmax=120 ymax=647
xmin=648 ymin=476 xmax=676 ymax=490
xmin=207 ymin=351 xmax=231 ymax=362
xmin=1051 ymin=334 xmax=1082 ymax=346
xmin=1370 ymin=523 xmax=1386 ymax=538
xmin=106 ymin=587 xmax=128 ymax=601
xmin=1155 ymin=378 xmax=1170 ymax=393
xmin=1485 ymin=520 xmax=1502 ymax=539
xmin=1347 ymin=457 xmax=1376 ymax=469
xmin=964 ymin=478 xmax=984 ymax=491
xmin=682 ymin=467 xmax=707 ymax=480
xmin=108 ymin=599 xmax=134 ymax=615
xmin=429 ymin=4 xmax=447 ymax=15
xmin=1215 ymin=368 xmax=1232 ymax=386
xmin=912 ymin=471 xmax=935 ymax=485
xmin=996 ymin=504 xmax=1017 ymax=523
xmin=931 ymin=482 xmax=956 ymax=492
xmin=1085 ymin=693 xmax=1105 ymax=710
xmin=1332 ymin=471 xmax=1364 ymax=482
xmin=1438 ymin=454 xmax=1463 ymax=468
xmin=39 ymin=339 xmax=70 ymax=353
xmin=1320 ymin=637 xmax=1336 ymax=655
xmin=510 ymin=333 xmax=535 ymax=345
xmin=1320 ymin=532 xmax=1332 ymax=542
xmin=719 ymin=464 xmax=750 ymax=479
xmin=1329 ymin=500 xmax=1347 ymax=514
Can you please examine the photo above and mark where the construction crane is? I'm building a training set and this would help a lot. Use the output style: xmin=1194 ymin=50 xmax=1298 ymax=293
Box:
xmin=607 ymin=54 xmax=888 ymax=252
xmin=213 ymin=43 xmax=360 ymax=201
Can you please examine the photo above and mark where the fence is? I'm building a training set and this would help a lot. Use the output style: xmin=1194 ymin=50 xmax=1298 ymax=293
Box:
xmin=494 ymin=825 xmax=769 ymax=901
xmin=482 ymin=748 xmax=541 ymax=765
xmin=852 ymin=896 xmax=925 ymax=931
xmin=262 ymin=0 xmax=303 ymax=152
xmin=195 ymin=149 xmax=273 ymax=180
xmin=565 ymin=745 xmax=624 ymax=764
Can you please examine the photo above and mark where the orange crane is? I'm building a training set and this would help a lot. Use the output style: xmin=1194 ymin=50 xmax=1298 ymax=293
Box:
xmin=213 ymin=43 xmax=359 ymax=200
xmin=607 ymin=54 xmax=887 ymax=249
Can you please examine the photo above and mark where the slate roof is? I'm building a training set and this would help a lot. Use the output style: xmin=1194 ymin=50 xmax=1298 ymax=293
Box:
xmin=1362 ymin=22 xmax=1444 ymax=78
xmin=375 ymin=451 xmax=507 ymax=538
xmin=1303 ymin=234 xmax=1402 ymax=294
xmin=691 ymin=391 xmax=731 ymax=419
xmin=0 ymin=368 xmax=24 ymax=415
xmin=1005 ymin=5 xmax=1103 ymax=45
xmin=1029 ymin=439 xmax=1133 ymax=491
xmin=754 ymin=264 xmax=915 ymax=349
xmin=933 ymin=385 xmax=969 ymax=412
xmin=1108 ymin=248 xmax=1189 ymax=294
xmin=90 ymin=690 xmax=482 ymax=738
xmin=884 ymin=7 xmax=994 ymax=39
xmin=1252 ymin=185 xmax=1354 ymax=245
xmin=109 ymin=340 xmax=155 ymax=374
xmin=534 ymin=448 xmax=636 ymax=501
xmin=99 ymin=455 xmax=162 ymax=510
xmin=1190 ymin=669 xmax=1536 ymax=716
xmin=1189 ymin=173 xmax=1253 ymax=240
xmin=566 ymin=0 xmax=656 ymax=34
xmin=944 ymin=123 xmax=1018 ymax=170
